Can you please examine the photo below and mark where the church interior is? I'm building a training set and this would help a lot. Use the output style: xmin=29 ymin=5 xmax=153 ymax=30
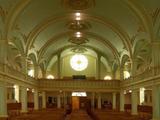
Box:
xmin=0 ymin=0 xmax=160 ymax=120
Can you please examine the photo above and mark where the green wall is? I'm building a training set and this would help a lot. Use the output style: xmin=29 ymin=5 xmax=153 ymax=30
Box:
xmin=61 ymin=54 xmax=96 ymax=77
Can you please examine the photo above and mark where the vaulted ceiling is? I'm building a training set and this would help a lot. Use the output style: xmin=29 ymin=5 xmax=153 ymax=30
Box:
xmin=0 ymin=0 xmax=160 ymax=71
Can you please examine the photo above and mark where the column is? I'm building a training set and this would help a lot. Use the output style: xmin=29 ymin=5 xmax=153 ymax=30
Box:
xmin=96 ymin=54 xmax=101 ymax=79
xmin=8 ymin=89 xmax=13 ymax=101
xmin=146 ymin=93 xmax=150 ymax=104
xmin=14 ymin=85 xmax=19 ymax=102
xmin=97 ymin=93 xmax=101 ymax=109
xmin=42 ymin=70 xmax=46 ymax=78
xmin=120 ymin=66 xmax=124 ymax=80
xmin=63 ymin=92 xmax=67 ymax=107
xmin=42 ymin=91 xmax=46 ymax=109
xmin=152 ymin=86 xmax=160 ymax=120
xmin=57 ymin=53 xmax=61 ymax=79
xmin=34 ymin=64 xmax=39 ymax=79
xmin=21 ymin=55 xmax=27 ymax=74
xmin=152 ymin=41 xmax=160 ymax=75
xmin=0 ymin=81 xmax=8 ymax=118
xmin=57 ymin=94 xmax=61 ymax=109
xmin=91 ymin=92 xmax=95 ymax=109
xmin=0 ymin=40 xmax=7 ymax=64
xmin=131 ymin=90 xmax=138 ymax=115
xmin=112 ymin=92 xmax=116 ymax=110
xmin=131 ymin=58 xmax=138 ymax=76
xmin=34 ymin=89 xmax=39 ymax=110
xmin=120 ymin=90 xmax=125 ymax=112
xmin=21 ymin=87 xmax=28 ymax=113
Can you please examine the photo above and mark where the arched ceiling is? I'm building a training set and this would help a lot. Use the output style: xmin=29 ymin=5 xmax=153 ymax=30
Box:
xmin=0 ymin=0 xmax=160 ymax=68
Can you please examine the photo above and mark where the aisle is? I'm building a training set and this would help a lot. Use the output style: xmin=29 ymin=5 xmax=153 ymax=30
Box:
xmin=65 ymin=110 xmax=92 ymax=120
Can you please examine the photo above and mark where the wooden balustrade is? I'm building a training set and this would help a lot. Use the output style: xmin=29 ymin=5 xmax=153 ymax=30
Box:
xmin=38 ymin=79 xmax=120 ymax=91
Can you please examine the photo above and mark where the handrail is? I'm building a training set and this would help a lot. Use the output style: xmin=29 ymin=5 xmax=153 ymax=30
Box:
xmin=38 ymin=79 xmax=120 ymax=91
xmin=0 ymin=63 xmax=38 ymax=87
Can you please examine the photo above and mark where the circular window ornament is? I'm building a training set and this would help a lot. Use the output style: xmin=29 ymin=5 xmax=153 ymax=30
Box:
xmin=70 ymin=54 xmax=88 ymax=71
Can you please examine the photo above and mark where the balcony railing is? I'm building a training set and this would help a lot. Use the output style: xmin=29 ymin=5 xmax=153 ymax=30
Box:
xmin=121 ymin=67 xmax=160 ymax=89
xmin=1 ymin=62 xmax=160 ymax=90
xmin=0 ymin=63 xmax=38 ymax=87
xmin=38 ymin=79 xmax=120 ymax=91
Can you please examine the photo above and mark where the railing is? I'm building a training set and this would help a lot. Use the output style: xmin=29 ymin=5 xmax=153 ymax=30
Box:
xmin=1 ymin=62 xmax=160 ymax=90
xmin=121 ymin=67 xmax=160 ymax=89
xmin=38 ymin=79 xmax=120 ymax=91
xmin=0 ymin=63 xmax=38 ymax=87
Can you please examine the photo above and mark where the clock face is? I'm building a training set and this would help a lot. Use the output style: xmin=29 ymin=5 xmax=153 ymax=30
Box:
xmin=70 ymin=54 xmax=88 ymax=71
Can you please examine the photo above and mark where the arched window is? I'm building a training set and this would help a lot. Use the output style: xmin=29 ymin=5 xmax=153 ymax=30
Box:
xmin=47 ymin=75 xmax=54 ymax=79
xmin=123 ymin=71 xmax=130 ymax=79
xmin=104 ymin=75 xmax=112 ymax=80
xmin=28 ymin=69 xmax=34 ymax=77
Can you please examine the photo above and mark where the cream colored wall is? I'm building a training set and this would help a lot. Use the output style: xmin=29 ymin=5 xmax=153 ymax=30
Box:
xmin=61 ymin=54 xmax=96 ymax=77
xmin=50 ymin=62 xmax=58 ymax=78
xmin=48 ymin=54 xmax=109 ymax=79
xmin=100 ymin=62 xmax=112 ymax=79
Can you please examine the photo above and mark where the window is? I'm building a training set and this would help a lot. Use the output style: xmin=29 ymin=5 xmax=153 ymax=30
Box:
xmin=70 ymin=54 xmax=88 ymax=71
xmin=28 ymin=69 xmax=34 ymax=77
xmin=104 ymin=75 xmax=112 ymax=80
xmin=123 ymin=71 xmax=130 ymax=79
xmin=47 ymin=75 xmax=54 ymax=79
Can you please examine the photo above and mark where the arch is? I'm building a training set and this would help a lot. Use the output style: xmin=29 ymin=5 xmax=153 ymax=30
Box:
xmin=25 ymin=14 xmax=132 ymax=58
xmin=37 ymin=31 xmax=120 ymax=65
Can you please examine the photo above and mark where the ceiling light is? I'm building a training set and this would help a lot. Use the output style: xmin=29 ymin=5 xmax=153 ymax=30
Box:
xmin=75 ymin=12 xmax=81 ymax=16
xmin=76 ymin=34 xmax=81 ymax=37
xmin=76 ymin=17 xmax=81 ymax=20
xmin=76 ymin=32 xmax=81 ymax=35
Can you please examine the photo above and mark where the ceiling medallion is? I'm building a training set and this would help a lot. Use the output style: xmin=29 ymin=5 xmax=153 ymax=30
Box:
xmin=71 ymin=46 xmax=87 ymax=53
xmin=66 ymin=20 xmax=91 ymax=31
xmin=62 ymin=0 xmax=95 ymax=10
xmin=68 ymin=36 xmax=89 ymax=45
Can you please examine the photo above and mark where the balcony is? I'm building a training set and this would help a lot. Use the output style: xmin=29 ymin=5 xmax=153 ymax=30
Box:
xmin=121 ymin=67 xmax=160 ymax=89
xmin=38 ymin=79 xmax=120 ymax=92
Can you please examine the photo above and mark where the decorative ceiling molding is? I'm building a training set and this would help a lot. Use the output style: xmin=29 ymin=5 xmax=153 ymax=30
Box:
xmin=122 ymin=0 xmax=154 ymax=42
xmin=25 ymin=14 xmax=131 ymax=57
xmin=68 ymin=36 xmax=89 ymax=45
xmin=61 ymin=0 xmax=95 ymax=10
xmin=71 ymin=45 xmax=87 ymax=53
xmin=66 ymin=20 xmax=91 ymax=31
xmin=37 ymin=31 xmax=120 ymax=65
xmin=0 ymin=6 xmax=7 ymax=23
xmin=5 ymin=0 xmax=31 ymax=40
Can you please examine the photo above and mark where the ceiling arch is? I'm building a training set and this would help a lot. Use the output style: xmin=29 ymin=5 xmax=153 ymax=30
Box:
xmin=1 ymin=0 xmax=158 ymax=71
xmin=123 ymin=0 xmax=154 ymax=41
xmin=44 ymin=44 xmax=112 ymax=69
xmin=5 ymin=0 xmax=32 ymax=39
xmin=37 ymin=31 xmax=120 ymax=64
